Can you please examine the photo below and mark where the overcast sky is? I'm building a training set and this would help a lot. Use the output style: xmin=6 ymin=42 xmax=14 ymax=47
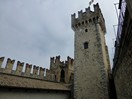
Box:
xmin=0 ymin=0 xmax=119 ymax=69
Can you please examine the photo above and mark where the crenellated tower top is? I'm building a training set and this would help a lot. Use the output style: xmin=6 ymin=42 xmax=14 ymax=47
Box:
xmin=50 ymin=55 xmax=74 ymax=70
xmin=71 ymin=3 xmax=106 ymax=33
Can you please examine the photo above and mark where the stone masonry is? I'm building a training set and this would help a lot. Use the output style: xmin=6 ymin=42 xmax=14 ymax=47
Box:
xmin=0 ymin=56 xmax=72 ymax=99
xmin=71 ymin=3 xmax=110 ymax=99
xmin=0 ymin=56 xmax=74 ymax=87
xmin=50 ymin=56 xmax=74 ymax=83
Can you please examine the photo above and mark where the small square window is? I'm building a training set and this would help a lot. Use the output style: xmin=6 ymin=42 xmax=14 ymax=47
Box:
xmin=84 ymin=42 xmax=89 ymax=49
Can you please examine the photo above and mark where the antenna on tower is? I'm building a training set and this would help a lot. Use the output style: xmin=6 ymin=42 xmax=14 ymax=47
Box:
xmin=89 ymin=0 xmax=94 ymax=7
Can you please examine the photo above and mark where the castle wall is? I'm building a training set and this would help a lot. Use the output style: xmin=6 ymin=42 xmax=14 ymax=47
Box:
xmin=0 ymin=56 xmax=73 ymax=85
xmin=126 ymin=0 xmax=132 ymax=18
xmin=0 ymin=73 xmax=71 ymax=99
xmin=113 ymin=46 xmax=132 ymax=99
xmin=0 ymin=72 xmax=71 ymax=91
xmin=72 ymin=3 xmax=109 ymax=99
xmin=0 ymin=56 xmax=72 ymax=99
xmin=0 ymin=57 xmax=50 ymax=81
xmin=112 ymin=1 xmax=132 ymax=98
xmin=0 ymin=91 xmax=70 ymax=99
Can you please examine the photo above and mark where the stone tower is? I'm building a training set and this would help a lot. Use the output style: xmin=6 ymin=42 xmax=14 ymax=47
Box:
xmin=71 ymin=3 xmax=110 ymax=99
xmin=49 ymin=56 xmax=74 ymax=83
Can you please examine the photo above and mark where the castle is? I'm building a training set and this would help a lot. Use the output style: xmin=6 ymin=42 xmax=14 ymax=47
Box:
xmin=0 ymin=1 xmax=132 ymax=99
xmin=0 ymin=3 xmax=110 ymax=99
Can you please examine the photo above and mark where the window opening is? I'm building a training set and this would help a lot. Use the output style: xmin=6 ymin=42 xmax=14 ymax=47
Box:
xmin=55 ymin=75 xmax=56 ymax=81
xmin=82 ymin=21 xmax=84 ymax=25
xmin=89 ymin=19 xmax=92 ymax=22
xmin=84 ymin=42 xmax=89 ymax=49
xmin=93 ymin=17 xmax=95 ymax=22
xmin=85 ymin=20 xmax=88 ymax=24
xmin=85 ymin=29 xmax=88 ymax=32
xmin=60 ymin=69 xmax=65 ymax=82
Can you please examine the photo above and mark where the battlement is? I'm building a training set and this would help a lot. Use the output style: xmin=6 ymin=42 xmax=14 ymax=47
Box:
xmin=50 ymin=56 xmax=60 ymax=64
xmin=0 ymin=56 xmax=48 ymax=80
xmin=0 ymin=56 xmax=74 ymax=83
xmin=49 ymin=56 xmax=74 ymax=83
xmin=71 ymin=3 xmax=106 ymax=33
xmin=50 ymin=55 xmax=74 ymax=69
xmin=67 ymin=56 xmax=74 ymax=65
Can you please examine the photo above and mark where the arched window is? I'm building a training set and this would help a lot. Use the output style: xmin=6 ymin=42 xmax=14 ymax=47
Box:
xmin=84 ymin=42 xmax=89 ymax=49
xmin=60 ymin=69 xmax=65 ymax=82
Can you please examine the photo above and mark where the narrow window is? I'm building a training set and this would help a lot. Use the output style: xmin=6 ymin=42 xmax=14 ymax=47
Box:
xmin=85 ymin=20 xmax=88 ymax=24
xmin=84 ymin=42 xmax=89 ymax=49
xmin=82 ymin=21 xmax=84 ymax=25
xmin=85 ymin=29 xmax=88 ymax=32
xmin=93 ymin=17 xmax=95 ymax=22
xmin=60 ymin=69 xmax=65 ymax=82
xmin=55 ymin=75 xmax=56 ymax=81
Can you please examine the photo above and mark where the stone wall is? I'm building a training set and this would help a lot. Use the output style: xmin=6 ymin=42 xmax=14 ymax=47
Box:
xmin=0 ymin=56 xmax=74 ymax=83
xmin=0 ymin=56 xmax=71 ymax=99
xmin=113 ymin=1 xmax=132 ymax=98
xmin=126 ymin=0 xmax=132 ymax=18
xmin=0 ymin=73 xmax=71 ymax=91
xmin=113 ymin=39 xmax=132 ymax=99
xmin=113 ymin=53 xmax=132 ymax=98
xmin=49 ymin=56 xmax=74 ymax=83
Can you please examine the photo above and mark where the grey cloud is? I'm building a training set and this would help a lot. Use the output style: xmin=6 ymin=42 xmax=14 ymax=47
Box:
xmin=0 ymin=0 xmax=118 ymax=68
